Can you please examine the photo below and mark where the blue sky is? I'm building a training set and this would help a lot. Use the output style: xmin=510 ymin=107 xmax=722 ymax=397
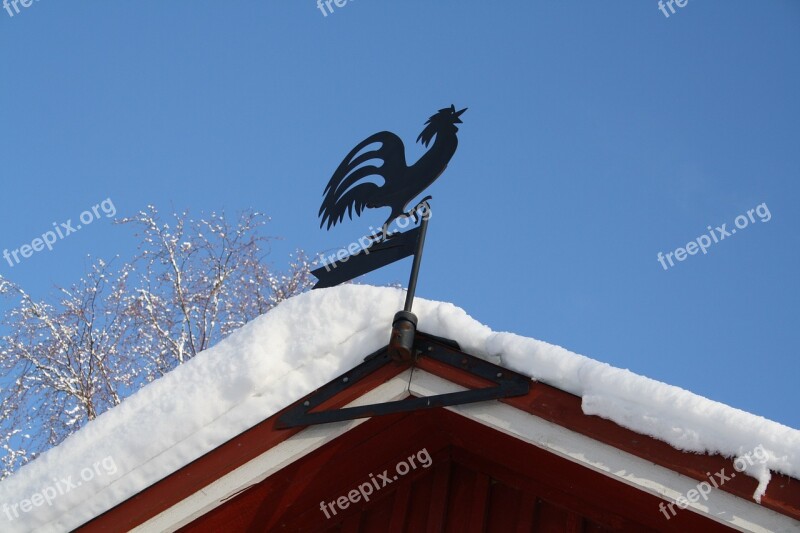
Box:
xmin=1 ymin=2 xmax=798 ymax=428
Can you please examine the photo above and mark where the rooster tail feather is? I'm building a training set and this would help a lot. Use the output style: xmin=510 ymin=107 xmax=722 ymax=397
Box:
xmin=319 ymin=183 xmax=379 ymax=229
xmin=318 ymin=130 xmax=407 ymax=229
xmin=324 ymin=132 xmax=394 ymax=196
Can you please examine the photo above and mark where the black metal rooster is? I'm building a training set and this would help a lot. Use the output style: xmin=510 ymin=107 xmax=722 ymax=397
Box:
xmin=319 ymin=105 xmax=466 ymax=241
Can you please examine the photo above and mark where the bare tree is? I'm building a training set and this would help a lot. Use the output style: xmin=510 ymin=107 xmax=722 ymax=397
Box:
xmin=119 ymin=206 xmax=313 ymax=374
xmin=0 ymin=261 xmax=134 ymax=477
xmin=0 ymin=207 xmax=313 ymax=480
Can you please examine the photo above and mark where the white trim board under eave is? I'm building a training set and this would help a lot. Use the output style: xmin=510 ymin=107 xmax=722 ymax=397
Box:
xmin=136 ymin=369 xmax=798 ymax=533
xmin=133 ymin=370 xmax=414 ymax=533
xmin=410 ymin=371 xmax=798 ymax=533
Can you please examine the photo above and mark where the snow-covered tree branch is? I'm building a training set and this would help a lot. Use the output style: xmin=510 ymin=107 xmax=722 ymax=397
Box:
xmin=0 ymin=207 xmax=313 ymax=480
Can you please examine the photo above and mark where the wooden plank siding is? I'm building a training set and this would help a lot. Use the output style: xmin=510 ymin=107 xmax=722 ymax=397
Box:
xmin=178 ymin=408 xmax=731 ymax=532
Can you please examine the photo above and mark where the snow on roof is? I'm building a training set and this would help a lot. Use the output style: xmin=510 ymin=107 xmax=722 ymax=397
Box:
xmin=1 ymin=284 xmax=798 ymax=532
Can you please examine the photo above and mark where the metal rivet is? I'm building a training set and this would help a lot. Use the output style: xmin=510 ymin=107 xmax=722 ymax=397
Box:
xmin=427 ymin=346 xmax=433 ymax=352
xmin=496 ymin=372 xmax=503 ymax=378
xmin=343 ymin=377 xmax=349 ymax=383
xmin=303 ymin=401 xmax=310 ymax=407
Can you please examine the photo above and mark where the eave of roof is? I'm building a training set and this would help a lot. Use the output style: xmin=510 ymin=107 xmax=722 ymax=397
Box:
xmin=7 ymin=285 xmax=797 ymax=532
xmin=78 ymin=335 xmax=800 ymax=532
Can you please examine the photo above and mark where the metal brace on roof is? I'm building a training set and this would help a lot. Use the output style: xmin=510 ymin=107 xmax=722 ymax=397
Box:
xmin=274 ymin=332 xmax=531 ymax=429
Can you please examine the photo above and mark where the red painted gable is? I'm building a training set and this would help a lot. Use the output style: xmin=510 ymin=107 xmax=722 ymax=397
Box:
xmin=77 ymin=333 xmax=800 ymax=532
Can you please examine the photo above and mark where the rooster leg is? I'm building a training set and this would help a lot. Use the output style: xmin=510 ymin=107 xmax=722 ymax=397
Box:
xmin=378 ymin=210 xmax=408 ymax=241
xmin=402 ymin=196 xmax=433 ymax=224
xmin=367 ymin=228 xmax=387 ymax=244
xmin=382 ymin=224 xmax=400 ymax=240
xmin=367 ymin=220 xmax=396 ymax=244
xmin=397 ymin=211 xmax=417 ymax=225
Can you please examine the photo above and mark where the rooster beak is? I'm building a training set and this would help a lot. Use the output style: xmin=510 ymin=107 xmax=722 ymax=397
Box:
xmin=454 ymin=107 xmax=467 ymax=123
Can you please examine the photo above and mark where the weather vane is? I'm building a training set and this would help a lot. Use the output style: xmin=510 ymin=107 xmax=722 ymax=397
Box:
xmin=276 ymin=105 xmax=531 ymax=428
xmin=318 ymin=104 xmax=466 ymax=241
xmin=312 ymin=105 xmax=466 ymax=357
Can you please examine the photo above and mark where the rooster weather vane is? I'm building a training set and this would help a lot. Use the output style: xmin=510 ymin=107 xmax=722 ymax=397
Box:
xmin=318 ymin=104 xmax=466 ymax=242
xmin=312 ymin=104 xmax=466 ymax=358
xmin=276 ymin=105 xmax=533 ymax=428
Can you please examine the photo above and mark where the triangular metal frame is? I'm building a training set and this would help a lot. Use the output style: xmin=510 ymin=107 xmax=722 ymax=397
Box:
xmin=275 ymin=331 xmax=531 ymax=429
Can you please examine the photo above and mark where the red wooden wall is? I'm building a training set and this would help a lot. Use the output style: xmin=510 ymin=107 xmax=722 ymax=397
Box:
xmin=180 ymin=408 xmax=732 ymax=532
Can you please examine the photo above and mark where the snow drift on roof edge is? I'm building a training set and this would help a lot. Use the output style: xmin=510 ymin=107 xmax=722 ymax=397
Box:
xmin=0 ymin=284 xmax=798 ymax=532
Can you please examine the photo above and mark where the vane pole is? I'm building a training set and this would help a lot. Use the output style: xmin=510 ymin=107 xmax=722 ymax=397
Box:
xmin=403 ymin=203 xmax=431 ymax=312
xmin=389 ymin=202 xmax=431 ymax=362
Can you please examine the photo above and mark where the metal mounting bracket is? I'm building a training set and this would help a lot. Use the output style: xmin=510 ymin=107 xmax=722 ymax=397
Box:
xmin=275 ymin=331 xmax=531 ymax=429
